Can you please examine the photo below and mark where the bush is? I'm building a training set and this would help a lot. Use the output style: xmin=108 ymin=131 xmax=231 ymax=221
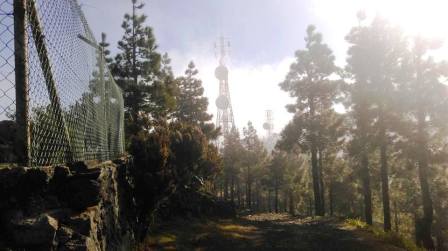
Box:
xmin=344 ymin=218 xmax=423 ymax=251
xmin=156 ymin=188 xmax=236 ymax=219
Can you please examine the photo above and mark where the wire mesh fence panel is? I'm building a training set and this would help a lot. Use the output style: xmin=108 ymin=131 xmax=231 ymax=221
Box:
xmin=0 ymin=0 xmax=124 ymax=166
xmin=0 ymin=0 xmax=14 ymax=120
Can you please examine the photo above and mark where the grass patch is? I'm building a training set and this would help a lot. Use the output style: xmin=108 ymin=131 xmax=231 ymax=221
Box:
xmin=157 ymin=234 xmax=177 ymax=244
xmin=217 ymin=223 xmax=256 ymax=233
xmin=371 ymin=229 xmax=423 ymax=251
xmin=0 ymin=163 xmax=16 ymax=169
xmin=344 ymin=218 xmax=423 ymax=251
xmin=345 ymin=218 xmax=369 ymax=229
xmin=138 ymin=218 xmax=260 ymax=250
xmin=140 ymin=233 xmax=177 ymax=250
xmin=212 ymin=222 xmax=257 ymax=240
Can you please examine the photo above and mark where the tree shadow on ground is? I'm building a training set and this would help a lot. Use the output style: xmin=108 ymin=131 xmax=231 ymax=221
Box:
xmin=140 ymin=213 xmax=404 ymax=251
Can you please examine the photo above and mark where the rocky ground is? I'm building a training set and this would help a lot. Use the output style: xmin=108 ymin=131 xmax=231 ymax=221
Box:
xmin=140 ymin=213 xmax=409 ymax=251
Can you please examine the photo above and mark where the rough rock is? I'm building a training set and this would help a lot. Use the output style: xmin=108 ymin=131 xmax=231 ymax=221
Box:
xmin=60 ymin=234 xmax=97 ymax=251
xmin=56 ymin=225 xmax=75 ymax=245
xmin=10 ymin=214 xmax=58 ymax=246
xmin=65 ymin=178 xmax=101 ymax=210
xmin=65 ymin=212 xmax=93 ymax=236
xmin=0 ymin=158 xmax=136 ymax=250
xmin=0 ymin=120 xmax=17 ymax=143
xmin=0 ymin=120 xmax=17 ymax=162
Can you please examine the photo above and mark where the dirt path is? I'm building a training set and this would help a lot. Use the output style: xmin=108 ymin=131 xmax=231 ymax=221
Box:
xmin=141 ymin=213 xmax=406 ymax=251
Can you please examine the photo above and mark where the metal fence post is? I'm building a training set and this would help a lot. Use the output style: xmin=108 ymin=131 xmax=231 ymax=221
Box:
xmin=100 ymin=33 xmax=110 ymax=159
xmin=28 ymin=0 xmax=74 ymax=163
xmin=14 ymin=0 xmax=31 ymax=166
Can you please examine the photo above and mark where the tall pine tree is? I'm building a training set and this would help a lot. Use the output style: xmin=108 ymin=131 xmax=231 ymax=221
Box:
xmin=399 ymin=37 xmax=448 ymax=249
xmin=345 ymin=15 xmax=376 ymax=225
xmin=280 ymin=25 xmax=338 ymax=216
xmin=346 ymin=16 xmax=408 ymax=230
xmin=175 ymin=61 xmax=212 ymax=125
xmin=111 ymin=0 xmax=173 ymax=137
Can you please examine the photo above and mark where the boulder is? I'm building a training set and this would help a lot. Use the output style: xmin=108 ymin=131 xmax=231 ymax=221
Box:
xmin=0 ymin=120 xmax=17 ymax=162
xmin=56 ymin=225 xmax=75 ymax=245
xmin=64 ymin=212 xmax=92 ymax=236
xmin=53 ymin=165 xmax=72 ymax=180
xmin=0 ymin=120 xmax=17 ymax=143
xmin=59 ymin=234 xmax=97 ymax=251
xmin=65 ymin=178 xmax=100 ymax=210
xmin=50 ymin=165 xmax=72 ymax=196
xmin=0 ymin=167 xmax=26 ymax=210
xmin=10 ymin=214 xmax=58 ymax=246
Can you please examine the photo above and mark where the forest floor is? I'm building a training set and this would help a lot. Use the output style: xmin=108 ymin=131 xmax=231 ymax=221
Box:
xmin=139 ymin=213 xmax=410 ymax=251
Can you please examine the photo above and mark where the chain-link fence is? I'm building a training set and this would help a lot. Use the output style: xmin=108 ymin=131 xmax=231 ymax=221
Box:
xmin=0 ymin=0 xmax=125 ymax=166
xmin=0 ymin=0 xmax=14 ymax=119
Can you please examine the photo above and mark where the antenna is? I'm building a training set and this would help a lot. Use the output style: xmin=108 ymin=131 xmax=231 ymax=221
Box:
xmin=215 ymin=35 xmax=230 ymax=65
xmin=215 ymin=36 xmax=235 ymax=146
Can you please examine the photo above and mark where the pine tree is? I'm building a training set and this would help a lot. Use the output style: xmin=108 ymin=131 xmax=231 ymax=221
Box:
xmin=345 ymin=16 xmax=376 ymax=225
xmin=154 ymin=52 xmax=177 ymax=120
xmin=399 ymin=37 xmax=448 ymax=249
xmin=279 ymin=25 xmax=338 ymax=216
xmin=222 ymin=127 xmax=245 ymax=202
xmin=267 ymin=151 xmax=287 ymax=213
xmin=175 ymin=61 xmax=212 ymax=125
xmin=99 ymin=33 xmax=113 ymax=65
xmin=111 ymin=0 xmax=169 ymax=136
xmin=346 ymin=16 xmax=408 ymax=230
xmin=242 ymin=121 xmax=267 ymax=210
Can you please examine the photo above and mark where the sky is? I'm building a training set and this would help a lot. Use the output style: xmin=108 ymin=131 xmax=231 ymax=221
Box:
xmin=81 ymin=0 xmax=448 ymax=137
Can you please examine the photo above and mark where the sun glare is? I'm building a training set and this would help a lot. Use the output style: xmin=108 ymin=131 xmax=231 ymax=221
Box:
xmin=313 ymin=0 xmax=448 ymax=59
xmin=362 ymin=0 xmax=448 ymax=40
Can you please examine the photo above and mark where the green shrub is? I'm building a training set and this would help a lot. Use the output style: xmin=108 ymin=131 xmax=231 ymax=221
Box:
xmin=345 ymin=218 xmax=368 ymax=229
xmin=344 ymin=218 xmax=423 ymax=251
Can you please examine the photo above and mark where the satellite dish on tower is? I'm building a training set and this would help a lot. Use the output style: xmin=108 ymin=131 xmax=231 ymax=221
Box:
xmin=215 ymin=65 xmax=228 ymax=81
xmin=263 ymin=110 xmax=274 ymax=137
xmin=263 ymin=122 xmax=272 ymax=130
xmin=216 ymin=95 xmax=229 ymax=109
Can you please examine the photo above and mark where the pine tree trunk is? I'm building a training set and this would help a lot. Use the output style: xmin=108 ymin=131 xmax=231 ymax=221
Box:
xmin=309 ymin=97 xmax=323 ymax=216
xmin=237 ymin=179 xmax=241 ymax=207
xmin=436 ymin=235 xmax=445 ymax=251
xmin=416 ymin=143 xmax=434 ymax=249
xmin=415 ymin=50 xmax=434 ymax=250
xmin=284 ymin=191 xmax=288 ymax=212
xmin=231 ymin=175 xmax=235 ymax=203
xmin=329 ymin=182 xmax=334 ymax=216
xmin=380 ymin=121 xmax=391 ymax=231
xmin=275 ymin=180 xmax=279 ymax=213
xmin=220 ymin=183 xmax=224 ymax=199
xmin=224 ymin=174 xmax=229 ymax=200
xmin=255 ymin=185 xmax=260 ymax=212
xmin=318 ymin=149 xmax=325 ymax=215
xmin=308 ymin=196 xmax=313 ymax=216
xmin=361 ymin=153 xmax=373 ymax=225
xmin=289 ymin=190 xmax=294 ymax=215
xmin=268 ymin=190 xmax=272 ymax=212
xmin=357 ymin=95 xmax=372 ymax=225
xmin=247 ymin=166 xmax=252 ymax=210
xmin=394 ymin=201 xmax=399 ymax=233
xmin=311 ymin=144 xmax=323 ymax=216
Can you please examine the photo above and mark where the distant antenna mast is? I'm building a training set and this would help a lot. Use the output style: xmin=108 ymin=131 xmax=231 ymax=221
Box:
xmin=215 ymin=36 xmax=235 ymax=140
xmin=263 ymin=110 xmax=273 ymax=137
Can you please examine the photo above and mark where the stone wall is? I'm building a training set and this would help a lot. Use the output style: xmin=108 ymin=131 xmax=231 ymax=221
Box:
xmin=0 ymin=120 xmax=17 ymax=163
xmin=0 ymin=158 xmax=136 ymax=250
